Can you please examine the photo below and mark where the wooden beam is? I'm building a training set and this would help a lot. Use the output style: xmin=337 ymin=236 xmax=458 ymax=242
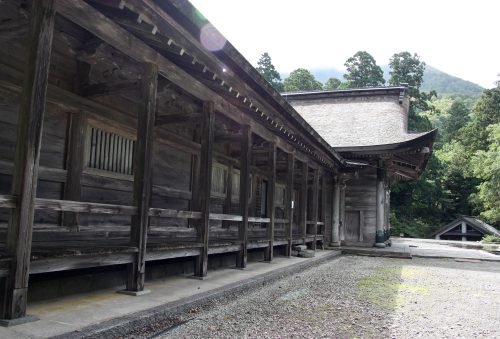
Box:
xmin=1 ymin=0 xmax=56 ymax=321
xmin=155 ymin=112 xmax=202 ymax=126
xmin=82 ymin=79 xmax=140 ymax=97
xmin=285 ymin=153 xmax=294 ymax=257
xmin=300 ymin=162 xmax=308 ymax=244
xmin=237 ymin=126 xmax=251 ymax=268
xmin=126 ymin=62 xmax=158 ymax=292
xmin=311 ymin=168 xmax=319 ymax=251
xmin=193 ymin=102 xmax=214 ymax=277
xmin=62 ymin=112 xmax=87 ymax=231
xmin=264 ymin=142 xmax=276 ymax=262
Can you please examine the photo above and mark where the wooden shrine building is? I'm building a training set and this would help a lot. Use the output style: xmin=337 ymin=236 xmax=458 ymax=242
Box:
xmin=284 ymin=87 xmax=437 ymax=247
xmin=0 ymin=0 xmax=435 ymax=324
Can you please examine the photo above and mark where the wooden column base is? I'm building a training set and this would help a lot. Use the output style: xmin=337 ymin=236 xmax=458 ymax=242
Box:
xmin=0 ymin=315 xmax=39 ymax=327
xmin=117 ymin=289 xmax=151 ymax=296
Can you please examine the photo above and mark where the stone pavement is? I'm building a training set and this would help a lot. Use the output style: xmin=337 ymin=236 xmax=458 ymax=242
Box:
xmin=394 ymin=237 xmax=500 ymax=261
xmin=0 ymin=250 xmax=340 ymax=339
xmin=343 ymin=238 xmax=500 ymax=261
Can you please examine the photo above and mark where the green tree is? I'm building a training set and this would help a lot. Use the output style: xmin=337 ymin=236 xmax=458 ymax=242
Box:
xmin=470 ymin=124 xmax=500 ymax=223
xmin=388 ymin=51 xmax=435 ymax=132
xmin=283 ymin=68 xmax=323 ymax=92
xmin=324 ymin=77 xmax=341 ymax=90
xmin=343 ymin=51 xmax=385 ymax=87
xmin=256 ymin=52 xmax=284 ymax=92
xmin=389 ymin=52 xmax=425 ymax=89
xmin=441 ymin=100 xmax=470 ymax=143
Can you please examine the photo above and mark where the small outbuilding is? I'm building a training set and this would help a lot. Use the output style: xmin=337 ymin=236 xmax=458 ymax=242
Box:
xmin=431 ymin=216 xmax=500 ymax=241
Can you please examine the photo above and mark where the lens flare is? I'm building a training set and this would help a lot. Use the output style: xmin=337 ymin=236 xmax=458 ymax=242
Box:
xmin=200 ymin=23 xmax=227 ymax=51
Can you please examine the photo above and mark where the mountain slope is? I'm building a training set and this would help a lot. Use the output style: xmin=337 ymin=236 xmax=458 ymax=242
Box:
xmin=282 ymin=65 xmax=484 ymax=96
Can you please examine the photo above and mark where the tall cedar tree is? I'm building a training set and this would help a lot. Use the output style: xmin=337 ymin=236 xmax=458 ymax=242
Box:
xmin=343 ymin=51 xmax=385 ymax=87
xmin=283 ymin=68 xmax=323 ymax=92
xmin=389 ymin=52 xmax=434 ymax=132
xmin=256 ymin=52 xmax=284 ymax=92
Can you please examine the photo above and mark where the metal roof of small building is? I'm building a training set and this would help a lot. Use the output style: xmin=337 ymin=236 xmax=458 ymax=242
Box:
xmin=430 ymin=216 xmax=500 ymax=238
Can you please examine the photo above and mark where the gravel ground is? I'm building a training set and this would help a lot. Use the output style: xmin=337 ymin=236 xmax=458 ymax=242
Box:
xmin=138 ymin=256 xmax=499 ymax=339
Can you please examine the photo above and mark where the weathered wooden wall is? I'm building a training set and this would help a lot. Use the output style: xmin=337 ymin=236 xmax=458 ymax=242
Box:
xmin=344 ymin=167 xmax=377 ymax=244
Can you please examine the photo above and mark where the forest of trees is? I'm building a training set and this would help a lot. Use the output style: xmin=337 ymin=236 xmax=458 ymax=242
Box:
xmin=256 ymin=51 xmax=499 ymax=237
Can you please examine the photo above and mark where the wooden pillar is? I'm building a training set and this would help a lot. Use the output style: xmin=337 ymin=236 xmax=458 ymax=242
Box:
xmin=1 ymin=0 xmax=55 ymax=322
xmin=125 ymin=63 xmax=158 ymax=293
xmin=330 ymin=174 xmax=341 ymax=247
xmin=285 ymin=153 xmax=294 ymax=257
xmin=339 ymin=177 xmax=346 ymax=243
xmin=62 ymin=112 xmax=87 ymax=231
xmin=375 ymin=160 xmax=386 ymax=248
xmin=237 ymin=126 xmax=251 ymax=268
xmin=311 ymin=168 xmax=319 ymax=251
xmin=223 ymin=164 xmax=233 ymax=228
xmin=264 ymin=143 xmax=276 ymax=262
xmin=193 ymin=102 xmax=215 ymax=277
xmin=300 ymin=161 xmax=308 ymax=244
xmin=321 ymin=171 xmax=327 ymax=246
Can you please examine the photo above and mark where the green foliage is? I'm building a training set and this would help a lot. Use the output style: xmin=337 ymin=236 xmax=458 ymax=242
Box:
xmin=323 ymin=77 xmax=341 ymax=90
xmin=481 ymin=234 xmax=500 ymax=243
xmin=283 ymin=68 xmax=323 ymax=92
xmin=389 ymin=52 xmax=425 ymax=91
xmin=256 ymin=52 xmax=284 ymax=92
xmin=469 ymin=124 xmax=500 ymax=223
xmin=343 ymin=51 xmax=385 ymax=87
xmin=441 ymin=100 xmax=470 ymax=144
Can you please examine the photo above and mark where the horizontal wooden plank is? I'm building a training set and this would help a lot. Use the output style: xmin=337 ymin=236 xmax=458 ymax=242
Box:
xmin=0 ymin=195 xmax=16 ymax=208
xmin=30 ymin=252 xmax=136 ymax=274
xmin=35 ymin=198 xmax=138 ymax=215
xmin=149 ymin=208 xmax=201 ymax=219
xmin=209 ymin=213 xmax=243 ymax=222
xmin=274 ymin=218 xmax=289 ymax=224
xmin=248 ymin=217 xmax=271 ymax=223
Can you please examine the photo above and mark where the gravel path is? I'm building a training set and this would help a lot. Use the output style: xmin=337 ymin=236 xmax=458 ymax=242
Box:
xmin=140 ymin=256 xmax=500 ymax=339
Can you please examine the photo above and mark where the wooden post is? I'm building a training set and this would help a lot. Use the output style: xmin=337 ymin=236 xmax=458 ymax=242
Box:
xmin=193 ymin=102 xmax=214 ymax=277
xmin=285 ymin=153 xmax=294 ymax=257
xmin=237 ymin=126 xmax=251 ymax=268
xmin=330 ymin=174 xmax=341 ymax=247
xmin=321 ymin=171 xmax=327 ymax=246
xmin=62 ymin=112 xmax=87 ymax=231
xmin=375 ymin=160 xmax=386 ymax=248
xmin=311 ymin=168 xmax=319 ymax=251
xmin=264 ymin=143 xmax=276 ymax=262
xmin=1 ymin=0 xmax=55 ymax=322
xmin=300 ymin=161 xmax=308 ymax=244
xmin=125 ymin=62 xmax=158 ymax=293
xmin=223 ymin=164 xmax=233 ymax=228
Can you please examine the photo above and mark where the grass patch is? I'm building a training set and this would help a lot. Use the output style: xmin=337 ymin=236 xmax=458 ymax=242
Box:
xmin=357 ymin=265 xmax=429 ymax=309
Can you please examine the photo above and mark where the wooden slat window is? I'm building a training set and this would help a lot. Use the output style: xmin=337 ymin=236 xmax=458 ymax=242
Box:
xmin=87 ymin=126 xmax=135 ymax=175
xmin=231 ymin=169 xmax=252 ymax=203
xmin=275 ymin=184 xmax=286 ymax=208
xmin=211 ymin=163 xmax=227 ymax=197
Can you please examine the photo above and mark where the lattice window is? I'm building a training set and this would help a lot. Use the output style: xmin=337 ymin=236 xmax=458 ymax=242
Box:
xmin=231 ymin=169 xmax=252 ymax=203
xmin=87 ymin=127 xmax=135 ymax=175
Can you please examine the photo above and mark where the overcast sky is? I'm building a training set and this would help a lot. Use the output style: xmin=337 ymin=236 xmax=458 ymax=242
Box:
xmin=189 ymin=0 xmax=499 ymax=88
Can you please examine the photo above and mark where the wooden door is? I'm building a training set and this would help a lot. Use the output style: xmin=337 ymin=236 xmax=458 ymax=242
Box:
xmin=345 ymin=211 xmax=360 ymax=242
